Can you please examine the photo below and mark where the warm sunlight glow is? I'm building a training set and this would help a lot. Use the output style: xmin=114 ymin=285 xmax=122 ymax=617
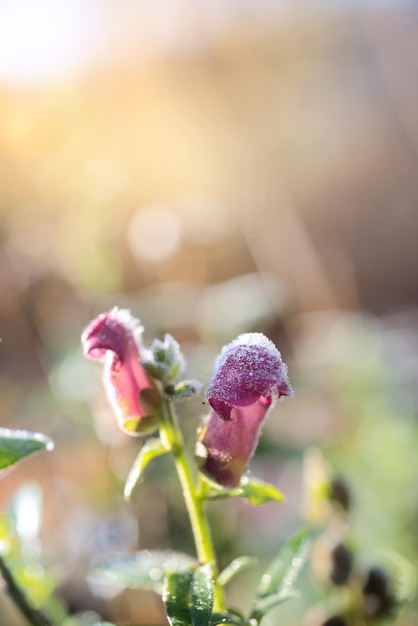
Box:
xmin=0 ymin=0 xmax=101 ymax=85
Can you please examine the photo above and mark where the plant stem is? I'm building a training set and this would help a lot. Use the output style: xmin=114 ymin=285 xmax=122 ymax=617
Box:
xmin=160 ymin=399 xmax=225 ymax=612
xmin=0 ymin=554 xmax=53 ymax=626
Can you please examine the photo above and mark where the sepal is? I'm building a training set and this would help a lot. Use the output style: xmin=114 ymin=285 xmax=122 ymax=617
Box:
xmin=199 ymin=473 xmax=285 ymax=506
xmin=143 ymin=334 xmax=186 ymax=384
xmin=164 ymin=380 xmax=203 ymax=401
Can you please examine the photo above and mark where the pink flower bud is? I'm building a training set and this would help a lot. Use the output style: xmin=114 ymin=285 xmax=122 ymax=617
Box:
xmin=82 ymin=308 xmax=161 ymax=436
xmin=197 ymin=333 xmax=292 ymax=487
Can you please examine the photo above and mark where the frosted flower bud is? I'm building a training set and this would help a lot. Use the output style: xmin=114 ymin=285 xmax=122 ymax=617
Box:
xmin=142 ymin=333 xmax=186 ymax=383
xmin=82 ymin=308 xmax=160 ymax=436
xmin=197 ymin=333 xmax=292 ymax=487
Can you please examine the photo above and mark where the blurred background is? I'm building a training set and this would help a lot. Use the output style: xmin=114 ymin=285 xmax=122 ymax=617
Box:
xmin=0 ymin=0 xmax=417 ymax=624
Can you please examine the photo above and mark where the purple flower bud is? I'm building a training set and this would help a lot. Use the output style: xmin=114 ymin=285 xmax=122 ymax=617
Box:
xmin=206 ymin=333 xmax=292 ymax=419
xmin=82 ymin=308 xmax=161 ymax=436
xmin=197 ymin=333 xmax=292 ymax=487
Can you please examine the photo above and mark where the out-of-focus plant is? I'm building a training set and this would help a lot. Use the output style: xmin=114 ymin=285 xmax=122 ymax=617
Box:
xmin=0 ymin=484 xmax=71 ymax=626
xmin=304 ymin=449 xmax=412 ymax=626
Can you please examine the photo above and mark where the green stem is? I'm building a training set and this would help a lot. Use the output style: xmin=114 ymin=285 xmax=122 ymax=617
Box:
xmin=0 ymin=554 xmax=53 ymax=626
xmin=159 ymin=399 xmax=225 ymax=612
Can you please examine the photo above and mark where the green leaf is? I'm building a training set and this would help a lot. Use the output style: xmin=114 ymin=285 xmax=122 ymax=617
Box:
xmin=164 ymin=380 xmax=203 ymax=401
xmin=256 ymin=527 xmax=310 ymax=598
xmin=163 ymin=569 xmax=193 ymax=626
xmin=251 ymin=528 xmax=310 ymax=621
xmin=191 ymin=564 xmax=214 ymax=626
xmin=200 ymin=474 xmax=284 ymax=506
xmin=124 ymin=439 xmax=169 ymax=500
xmin=0 ymin=428 xmax=54 ymax=471
xmin=89 ymin=550 xmax=196 ymax=594
xmin=218 ymin=557 xmax=258 ymax=587
xmin=239 ymin=476 xmax=285 ymax=505
xmin=251 ymin=590 xmax=299 ymax=617
xmin=210 ymin=613 xmax=253 ymax=626
xmin=62 ymin=618 xmax=118 ymax=626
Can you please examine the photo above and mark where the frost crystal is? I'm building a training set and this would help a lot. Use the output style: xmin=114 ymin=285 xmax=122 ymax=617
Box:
xmin=198 ymin=332 xmax=292 ymax=487
xmin=206 ymin=333 xmax=292 ymax=420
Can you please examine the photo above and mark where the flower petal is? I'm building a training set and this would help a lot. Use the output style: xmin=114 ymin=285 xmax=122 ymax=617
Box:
xmin=206 ymin=333 xmax=292 ymax=420
xmin=197 ymin=396 xmax=272 ymax=488
xmin=82 ymin=309 xmax=160 ymax=436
